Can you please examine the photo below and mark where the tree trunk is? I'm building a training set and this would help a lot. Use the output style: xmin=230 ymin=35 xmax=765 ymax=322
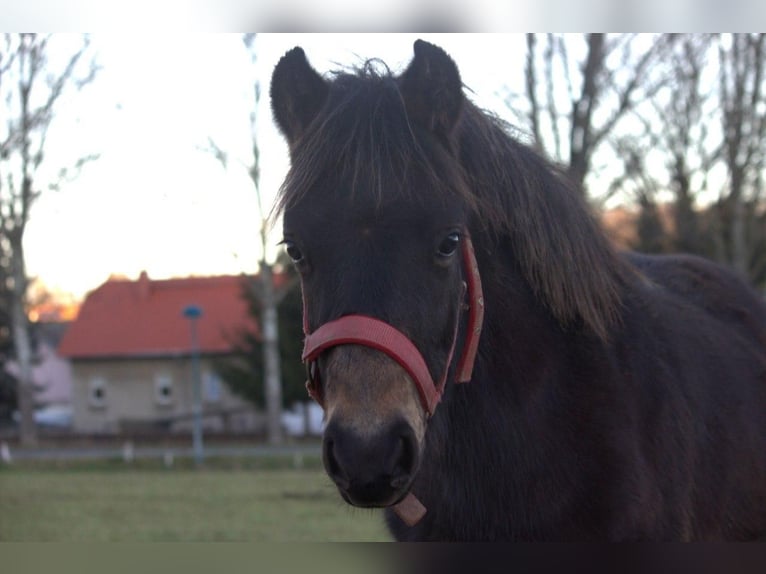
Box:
xmin=10 ymin=237 xmax=35 ymax=445
xmin=711 ymin=203 xmax=727 ymax=264
xmin=568 ymin=34 xmax=605 ymax=194
xmin=259 ymin=261 xmax=284 ymax=445
xmin=671 ymin=156 xmax=702 ymax=254
xmin=730 ymin=175 xmax=749 ymax=275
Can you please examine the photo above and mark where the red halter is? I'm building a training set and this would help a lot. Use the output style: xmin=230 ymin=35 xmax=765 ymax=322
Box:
xmin=300 ymin=232 xmax=484 ymax=417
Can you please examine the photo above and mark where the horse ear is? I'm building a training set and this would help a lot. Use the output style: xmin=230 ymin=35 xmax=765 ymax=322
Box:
xmin=270 ymin=47 xmax=328 ymax=147
xmin=399 ymin=40 xmax=463 ymax=139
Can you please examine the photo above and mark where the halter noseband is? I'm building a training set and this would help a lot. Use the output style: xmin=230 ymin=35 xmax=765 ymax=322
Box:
xmin=300 ymin=231 xmax=484 ymax=417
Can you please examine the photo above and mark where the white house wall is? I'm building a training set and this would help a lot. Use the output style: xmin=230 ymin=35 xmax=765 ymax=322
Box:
xmin=70 ymin=356 xmax=259 ymax=434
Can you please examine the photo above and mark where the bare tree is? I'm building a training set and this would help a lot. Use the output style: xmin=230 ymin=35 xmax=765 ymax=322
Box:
xmin=203 ymin=34 xmax=291 ymax=445
xmin=519 ymin=34 xmax=676 ymax=197
xmin=0 ymin=34 xmax=98 ymax=445
xmin=606 ymin=132 xmax=671 ymax=254
xmin=593 ymin=34 xmax=766 ymax=288
xmin=657 ymin=36 xmax=718 ymax=255
xmin=0 ymin=228 xmax=15 ymax=422
xmin=521 ymin=33 xmax=766 ymax=288
xmin=716 ymin=33 xmax=766 ymax=279
xmin=609 ymin=35 xmax=719 ymax=256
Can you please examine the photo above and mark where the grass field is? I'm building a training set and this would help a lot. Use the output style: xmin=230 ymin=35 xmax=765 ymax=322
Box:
xmin=0 ymin=463 xmax=391 ymax=541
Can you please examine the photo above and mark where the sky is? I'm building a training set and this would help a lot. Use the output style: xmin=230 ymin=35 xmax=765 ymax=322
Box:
xmin=24 ymin=33 xmax=528 ymax=303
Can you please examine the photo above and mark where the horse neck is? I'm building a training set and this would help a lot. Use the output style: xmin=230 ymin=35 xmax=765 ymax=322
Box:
xmin=469 ymin=234 xmax=575 ymax=402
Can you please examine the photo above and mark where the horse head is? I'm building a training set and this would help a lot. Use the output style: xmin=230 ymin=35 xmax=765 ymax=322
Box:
xmin=271 ymin=41 xmax=478 ymax=511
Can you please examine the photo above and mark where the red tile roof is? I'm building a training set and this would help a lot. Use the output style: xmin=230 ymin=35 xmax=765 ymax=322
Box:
xmin=59 ymin=272 xmax=258 ymax=359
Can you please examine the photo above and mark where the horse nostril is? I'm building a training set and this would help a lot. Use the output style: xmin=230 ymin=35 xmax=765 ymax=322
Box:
xmin=323 ymin=437 xmax=350 ymax=489
xmin=390 ymin=428 xmax=418 ymax=487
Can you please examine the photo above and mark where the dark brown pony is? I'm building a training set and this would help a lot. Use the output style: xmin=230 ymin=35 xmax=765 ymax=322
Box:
xmin=270 ymin=40 xmax=766 ymax=541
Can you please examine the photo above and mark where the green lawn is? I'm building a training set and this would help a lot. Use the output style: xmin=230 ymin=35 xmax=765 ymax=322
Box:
xmin=0 ymin=466 xmax=391 ymax=541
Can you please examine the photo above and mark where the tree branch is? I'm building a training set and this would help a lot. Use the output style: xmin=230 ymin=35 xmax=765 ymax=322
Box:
xmin=545 ymin=34 xmax=563 ymax=160
xmin=524 ymin=34 xmax=542 ymax=151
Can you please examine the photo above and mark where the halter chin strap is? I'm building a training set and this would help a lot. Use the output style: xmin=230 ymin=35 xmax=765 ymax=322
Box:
xmin=300 ymin=232 xmax=484 ymax=418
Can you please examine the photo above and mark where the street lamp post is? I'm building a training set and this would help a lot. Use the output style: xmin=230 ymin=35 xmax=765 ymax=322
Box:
xmin=183 ymin=304 xmax=203 ymax=466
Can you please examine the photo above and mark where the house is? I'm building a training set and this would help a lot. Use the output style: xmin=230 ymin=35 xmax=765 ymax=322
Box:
xmin=58 ymin=271 xmax=261 ymax=435
xmin=31 ymin=322 xmax=73 ymax=408
xmin=5 ymin=321 xmax=74 ymax=428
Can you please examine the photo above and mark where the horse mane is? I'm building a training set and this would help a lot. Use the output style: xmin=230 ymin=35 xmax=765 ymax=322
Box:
xmin=275 ymin=61 xmax=632 ymax=341
xmin=456 ymin=105 xmax=632 ymax=340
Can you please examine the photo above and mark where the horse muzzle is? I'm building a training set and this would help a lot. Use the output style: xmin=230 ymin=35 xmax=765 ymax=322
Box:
xmin=322 ymin=417 xmax=420 ymax=508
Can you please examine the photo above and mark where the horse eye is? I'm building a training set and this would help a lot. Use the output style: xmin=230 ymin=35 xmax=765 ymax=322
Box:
xmin=284 ymin=241 xmax=304 ymax=263
xmin=437 ymin=232 xmax=461 ymax=257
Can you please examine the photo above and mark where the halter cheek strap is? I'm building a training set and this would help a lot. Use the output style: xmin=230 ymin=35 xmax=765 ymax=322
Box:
xmin=300 ymin=232 xmax=484 ymax=417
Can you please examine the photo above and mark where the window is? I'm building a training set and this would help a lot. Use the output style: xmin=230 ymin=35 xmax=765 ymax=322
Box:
xmin=154 ymin=374 xmax=173 ymax=406
xmin=88 ymin=378 xmax=107 ymax=409
xmin=203 ymin=371 xmax=221 ymax=403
